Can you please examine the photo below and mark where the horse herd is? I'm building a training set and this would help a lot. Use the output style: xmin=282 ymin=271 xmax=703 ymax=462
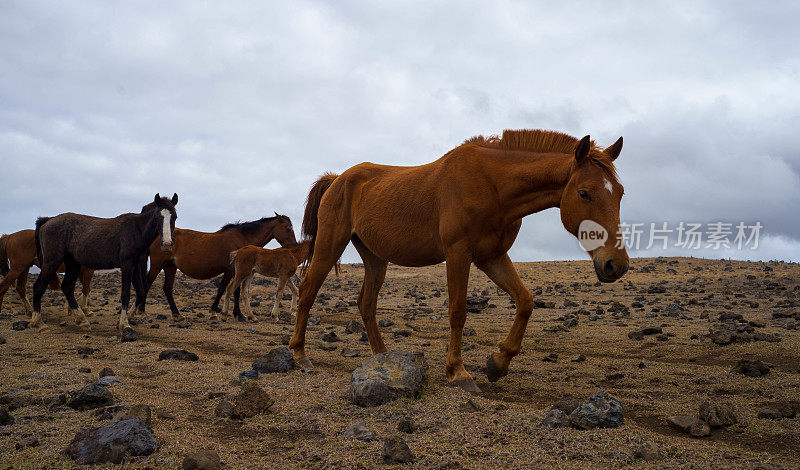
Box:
xmin=1 ymin=129 xmax=629 ymax=392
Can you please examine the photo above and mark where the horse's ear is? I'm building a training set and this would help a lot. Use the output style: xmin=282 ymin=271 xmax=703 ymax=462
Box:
xmin=274 ymin=211 xmax=279 ymax=217
xmin=575 ymin=135 xmax=591 ymax=163
xmin=171 ymin=193 xmax=179 ymax=205
xmin=154 ymin=193 xmax=161 ymax=206
xmin=604 ymin=136 xmax=623 ymax=161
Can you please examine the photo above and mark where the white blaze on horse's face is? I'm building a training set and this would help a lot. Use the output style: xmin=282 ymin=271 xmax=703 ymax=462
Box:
xmin=160 ymin=209 xmax=173 ymax=248
xmin=603 ymin=178 xmax=613 ymax=194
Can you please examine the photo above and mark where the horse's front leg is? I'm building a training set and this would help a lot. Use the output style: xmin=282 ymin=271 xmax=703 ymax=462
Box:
xmin=118 ymin=264 xmax=133 ymax=331
xmin=476 ymin=254 xmax=533 ymax=382
xmin=444 ymin=249 xmax=480 ymax=393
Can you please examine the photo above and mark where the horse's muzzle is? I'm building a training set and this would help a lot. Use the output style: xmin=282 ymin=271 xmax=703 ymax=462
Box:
xmin=593 ymin=254 xmax=629 ymax=283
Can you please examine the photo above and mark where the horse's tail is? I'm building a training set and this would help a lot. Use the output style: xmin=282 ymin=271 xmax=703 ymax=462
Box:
xmin=301 ymin=172 xmax=338 ymax=267
xmin=34 ymin=217 xmax=52 ymax=269
xmin=0 ymin=234 xmax=9 ymax=276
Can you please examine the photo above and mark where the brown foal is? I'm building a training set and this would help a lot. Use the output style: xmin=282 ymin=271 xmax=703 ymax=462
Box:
xmin=224 ymin=241 xmax=311 ymax=321
xmin=290 ymin=129 xmax=630 ymax=392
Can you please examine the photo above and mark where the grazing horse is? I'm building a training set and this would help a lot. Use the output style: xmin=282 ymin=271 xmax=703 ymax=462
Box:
xmin=31 ymin=194 xmax=178 ymax=332
xmin=291 ymin=129 xmax=629 ymax=392
xmin=0 ymin=230 xmax=94 ymax=316
xmin=146 ymin=214 xmax=297 ymax=321
xmin=225 ymin=240 xmax=311 ymax=321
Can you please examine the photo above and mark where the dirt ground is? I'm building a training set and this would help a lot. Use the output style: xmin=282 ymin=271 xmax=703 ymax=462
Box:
xmin=1 ymin=257 xmax=798 ymax=469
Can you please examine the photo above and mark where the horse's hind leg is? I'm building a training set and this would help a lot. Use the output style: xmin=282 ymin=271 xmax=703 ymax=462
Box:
xmin=118 ymin=265 xmax=134 ymax=331
xmin=476 ymin=254 xmax=533 ymax=383
xmin=271 ymin=275 xmax=288 ymax=320
xmin=62 ymin=260 xmax=90 ymax=329
xmin=209 ymin=271 xmax=231 ymax=320
xmin=162 ymin=264 xmax=182 ymax=320
xmin=31 ymin=261 xmax=61 ymax=332
xmin=16 ymin=267 xmax=33 ymax=317
xmin=352 ymin=238 xmax=388 ymax=355
xmin=243 ymin=275 xmax=255 ymax=321
xmin=223 ymin=271 xmax=244 ymax=318
xmin=78 ymin=268 xmax=94 ymax=317
xmin=290 ymin=226 xmax=350 ymax=369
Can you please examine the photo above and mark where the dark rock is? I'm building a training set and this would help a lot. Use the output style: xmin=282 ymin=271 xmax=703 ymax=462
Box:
xmin=15 ymin=436 xmax=39 ymax=449
xmin=96 ymin=376 xmax=121 ymax=387
xmin=0 ymin=336 xmax=6 ymax=344
xmin=633 ymin=442 xmax=660 ymax=462
xmin=667 ymin=415 xmax=710 ymax=437
xmin=466 ymin=295 xmax=489 ymax=313
xmin=12 ymin=320 xmax=28 ymax=331
xmin=569 ymin=391 xmax=624 ymax=429
xmin=382 ymin=436 xmax=415 ymax=464
xmin=731 ymin=358 xmax=771 ymax=377
xmin=542 ymin=353 xmax=558 ymax=363
xmin=121 ymin=328 xmax=138 ymax=342
xmin=239 ymin=370 xmax=258 ymax=380
xmin=552 ymin=399 xmax=581 ymax=415
xmin=378 ymin=319 xmax=394 ymax=328
xmin=64 ymin=418 xmax=157 ymax=464
xmin=231 ymin=381 xmax=275 ymax=419
xmin=698 ymin=401 xmax=737 ymax=427
xmin=252 ymin=347 xmax=294 ymax=373
xmin=392 ymin=328 xmax=412 ymax=337
xmin=99 ymin=367 xmax=115 ymax=378
xmin=345 ymin=320 xmax=364 ymax=334
xmin=77 ymin=346 xmax=95 ymax=355
xmin=344 ymin=422 xmax=375 ymax=441
xmin=318 ymin=340 xmax=337 ymax=351
xmin=570 ymin=354 xmax=587 ymax=362
xmin=214 ymin=400 xmax=234 ymax=419
xmin=542 ymin=409 xmax=570 ymax=428
xmin=158 ymin=349 xmax=199 ymax=361
xmin=322 ymin=331 xmax=339 ymax=342
xmin=68 ymin=384 xmax=114 ymax=410
xmin=397 ymin=416 xmax=415 ymax=433
xmin=340 ymin=347 xmax=360 ymax=357
xmin=183 ymin=449 xmax=222 ymax=470
xmin=756 ymin=401 xmax=795 ymax=420
xmin=176 ymin=319 xmax=192 ymax=328
xmin=0 ymin=406 xmax=14 ymax=426
xmin=350 ymin=351 xmax=427 ymax=407
xmin=359 ymin=331 xmax=369 ymax=342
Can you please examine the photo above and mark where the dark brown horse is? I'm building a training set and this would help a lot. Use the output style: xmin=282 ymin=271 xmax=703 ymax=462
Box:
xmin=225 ymin=240 xmax=312 ymax=321
xmin=0 ymin=229 xmax=94 ymax=316
xmin=31 ymin=193 xmax=178 ymax=332
xmin=146 ymin=214 xmax=297 ymax=321
xmin=291 ymin=130 xmax=629 ymax=392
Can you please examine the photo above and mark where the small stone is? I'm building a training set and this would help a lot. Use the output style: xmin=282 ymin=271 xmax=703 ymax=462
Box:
xmin=570 ymin=354 xmax=586 ymax=362
xmin=345 ymin=320 xmax=364 ymax=334
xmin=698 ymin=401 xmax=737 ymax=427
xmin=633 ymin=442 xmax=660 ymax=461
xmin=68 ymin=384 xmax=114 ymax=410
xmin=569 ymin=391 xmax=624 ymax=429
xmin=15 ymin=436 xmax=39 ymax=449
xmin=64 ymin=418 xmax=158 ymax=464
xmin=158 ymin=349 xmax=199 ymax=361
xmin=176 ymin=319 xmax=192 ymax=328
xmin=96 ymin=376 xmax=121 ymax=387
xmin=344 ymin=422 xmax=375 ymax=441
xmin=731 ymin=358 xmax=770 ymax=377
xmin=667 ymin=415 xmax=710 ymax=437
xmin=340 ymin=347 xmax=360 ymax=357
xmin=541 ymin=409 xmax=570 ymax=428
xmin=378 ymin=319 xmax=394 ymax=328
xmin=552 ymin=399 xmax=582 ymax=415
xmin=113 ymin=404 xmax=152 ymax=429
xmin=183 ymin=449 xmax=222 ymax=470
xmin=231 ymin=381 xmax=275 ymax=419
xmin=11 ymin=320 xmax=28 ymax=331
xmin=397 ymin=416 xmax=415 ymax=433
xmin=238 ymin=370 xmax=258 ymax=380
xmin=359 ymin=331 xmax=368 ymax=342
xmin=382 ymin=436 xmax=415 ymax=464
xmin=542 ymin=353 xmax=558 ymax=362
xmin=350 ymin=351 xmax=427 ymax=407
xmin=0 ymin=336 xmax=6 ymax=344
xmin=214 ymin=400 xmax=234 ymax=419
xmin=392 ymin=328 xmax=412 ymax=337
xmin=79 ymin=367 xmax=92 ymax=373
xmin=99 ymin=367 xmax=115 ymax=378
xmin=318 ymin=340 xmax=337 ymax=351
xmin=77 ymin=346 xmax=95 ymax=355
xmin=0 ymin=407 xmax=14 ymax=426
xmin=251 ymin=347 xmax=294 ymax=373
xmin=322 ymin=331 xmax=339 ymax=342
xmin=120 ymin=328 xmax=138 ymax=342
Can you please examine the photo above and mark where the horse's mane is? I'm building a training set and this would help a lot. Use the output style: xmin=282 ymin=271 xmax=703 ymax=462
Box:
xmin=463 ymin=129 xmax=617 ymax=176
xmin=218 ymin=215 xmax=290 ymax=234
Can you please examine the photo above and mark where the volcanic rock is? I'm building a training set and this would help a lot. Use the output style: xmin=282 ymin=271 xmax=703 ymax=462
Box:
xmin=64 ymin=418 xmax=158 ymax=464
xmin=350 ymin=351 xmax=427 ymax=407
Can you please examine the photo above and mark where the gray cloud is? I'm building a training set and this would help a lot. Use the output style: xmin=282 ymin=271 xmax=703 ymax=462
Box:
xmin=1 ymin=1 xmax=798 ymax=263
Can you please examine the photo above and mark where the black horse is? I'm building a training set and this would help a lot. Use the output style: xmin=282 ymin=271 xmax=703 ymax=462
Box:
xmin=31 ymin=193 xmax=178 ymax=332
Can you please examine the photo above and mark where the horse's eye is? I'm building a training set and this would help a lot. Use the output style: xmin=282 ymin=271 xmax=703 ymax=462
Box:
xmin=578 ymin=189 xmax=591 ymax=201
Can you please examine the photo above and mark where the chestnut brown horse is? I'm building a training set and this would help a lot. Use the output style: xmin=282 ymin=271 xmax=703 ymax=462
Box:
xmin=145 ymin=214 xmax=297 ymax=321
xmin=291 ymin=129 xmax=629 ymax=392
xmin=224 ymin=240 xmax=311 ymax=321
xmin=0 ymin=230 xmax=94 ymax=316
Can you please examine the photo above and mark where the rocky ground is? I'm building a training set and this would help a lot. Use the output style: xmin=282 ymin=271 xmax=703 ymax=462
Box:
xmin=0 ymin=257 xmax=798 ymax=469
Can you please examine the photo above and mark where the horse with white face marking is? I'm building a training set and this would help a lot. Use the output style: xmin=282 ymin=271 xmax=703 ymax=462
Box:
xmin=30 ymin=193 xmax=178 ymax=332
xmin=224 ymin=240 xmax=311 ymax=321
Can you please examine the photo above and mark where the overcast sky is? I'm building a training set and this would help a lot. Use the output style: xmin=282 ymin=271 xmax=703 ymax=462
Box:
xmin=1 ymin=1 xmax=798 ymax=264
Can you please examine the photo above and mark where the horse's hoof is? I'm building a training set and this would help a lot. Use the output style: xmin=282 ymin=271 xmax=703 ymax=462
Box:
xmin=78 ymin=322 xmax=91 ymax=330
xmin=234 ymin=314 xmax=247 ymax=323
xmin=450 ymin=378 xmax=482 ymax=394
xmin=485 ymin=354 xmax=509 ymax=383
xmin=296 ymin=358 xmax=314 ymax=371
